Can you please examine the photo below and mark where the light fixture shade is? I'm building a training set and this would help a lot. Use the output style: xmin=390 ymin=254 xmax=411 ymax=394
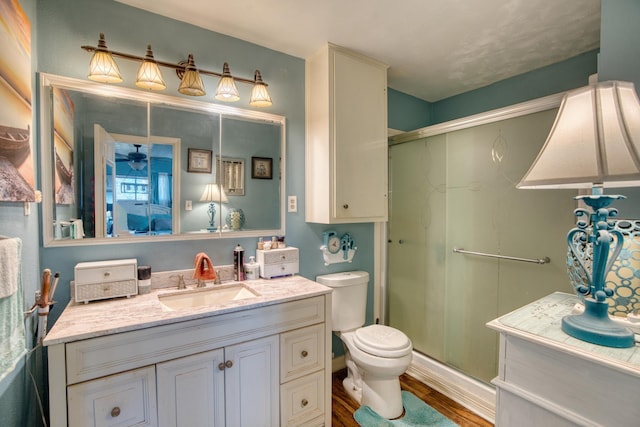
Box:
xmin=135 ymin=45 xmax=166 ymax=90
xmin=215 ymin=63 xmax=240 ymax=102
xmin=199 ymin=183 xmax=229 ymax=203
xmin=88 ymin=33 xmax=123 ymax=83
xmin=518 ymin=81 xmax=640 ymax=189
xmin=178 ymin=54 xmax=206 ymax=96
xmin=128 ymin=160 xmax=146 ymax=171
xmin=249 ymin=70 xmax=273 ymax=107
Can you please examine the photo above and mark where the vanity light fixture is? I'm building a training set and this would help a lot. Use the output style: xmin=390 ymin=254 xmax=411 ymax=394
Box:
xmin=87 ymin=33 xmax=123 ymax=83
xmin=215 ymin=63 xmax=240 ymax=102
xmin=200 ymin=183 xmax=229 ymax=231
xmin=250 ymin=70 xmax=273 ymax=107
xmin=135 ymin=45 xmax=166 ymax=91
xmin=518 ymin=80 xmax=640 ymax=348
xmin=82 ymin=33 xmax=272 ymax=107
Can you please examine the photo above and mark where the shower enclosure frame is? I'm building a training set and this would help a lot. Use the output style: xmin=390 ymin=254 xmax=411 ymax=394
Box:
xmin=377 ymin=92 xmax=567 ymax=421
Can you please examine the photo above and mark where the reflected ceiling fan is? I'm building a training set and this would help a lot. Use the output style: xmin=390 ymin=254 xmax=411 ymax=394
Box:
xmin=116 ymin=144 xmax=147 ymax=171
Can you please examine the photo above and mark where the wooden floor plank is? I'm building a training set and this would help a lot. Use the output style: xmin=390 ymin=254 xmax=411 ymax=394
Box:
xmin=332 ymin=369 xmax=493 ymax=426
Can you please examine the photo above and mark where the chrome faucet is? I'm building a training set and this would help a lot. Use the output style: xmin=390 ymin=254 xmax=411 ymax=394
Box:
xmin=196 ymin=278 xmax=206 ymax=288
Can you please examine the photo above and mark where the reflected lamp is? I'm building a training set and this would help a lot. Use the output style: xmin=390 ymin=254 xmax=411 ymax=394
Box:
xmin=518 ymin=80 xmax=640 ymax=348
xmin=200 ymin=184 xmax=228 ymax=231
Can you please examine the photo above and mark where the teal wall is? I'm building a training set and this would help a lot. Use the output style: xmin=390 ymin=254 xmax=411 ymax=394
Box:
xmin=387 ymin=88 xmax=433 ymax=131
xmin=388 ymin=50 xmax=599 ymax=131
xmin=36 ymin=0 xmax=374 ymax=332
xmin=598 ymin=0 xmax=640 ymax=218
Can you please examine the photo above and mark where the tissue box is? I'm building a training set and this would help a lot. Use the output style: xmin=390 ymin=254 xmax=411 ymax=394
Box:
xmin=256 ymin=247 xmax=299 ymax=279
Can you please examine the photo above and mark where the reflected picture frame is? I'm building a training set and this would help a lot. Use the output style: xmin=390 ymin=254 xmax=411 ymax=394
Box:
xmin=251 ymin=157 xmax=272 ymax=179
xmin=187 ymin=148 xmax=212 ymax=173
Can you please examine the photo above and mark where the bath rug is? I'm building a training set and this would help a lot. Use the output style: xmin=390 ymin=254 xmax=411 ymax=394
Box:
xmin=354 ymin=391 xmax=459 ymax=427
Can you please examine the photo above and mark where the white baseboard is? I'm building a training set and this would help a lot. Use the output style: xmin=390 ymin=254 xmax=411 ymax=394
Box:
xmin=332 ymin=351 xmax=495 ymax=423
xmin=407 ymin=352 xmax=495 ymax=424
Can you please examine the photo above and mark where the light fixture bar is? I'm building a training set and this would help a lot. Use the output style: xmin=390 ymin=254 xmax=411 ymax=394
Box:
xmin=81 ymin=45 xmax=266 ymax=86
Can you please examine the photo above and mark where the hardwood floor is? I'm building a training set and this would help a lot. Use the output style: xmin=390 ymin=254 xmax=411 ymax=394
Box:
xmin=331 ymin=369 xmax=493 ymax=426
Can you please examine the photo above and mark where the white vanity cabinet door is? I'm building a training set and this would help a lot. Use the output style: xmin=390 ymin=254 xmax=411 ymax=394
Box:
xmin=156 ymin=349 xmax=225 ymax=427
xmin=280 ymin=324 xmax=325 ymax=383
xmin=67 ymin=366 xmax=157 ymax=427
xmin=305 ymin=44 xmax=388 ymax=224
xmin=280 ymin=371 xmax=325 ymax=427
xmin=224 ymin=335 xmax=280 ymax=427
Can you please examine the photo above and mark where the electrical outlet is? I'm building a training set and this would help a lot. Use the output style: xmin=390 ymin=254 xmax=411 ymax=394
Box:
xmin=288 ymin=196 xmax=297 ymax=212
xmin=185 ymin=200 xmax=192 ymax=211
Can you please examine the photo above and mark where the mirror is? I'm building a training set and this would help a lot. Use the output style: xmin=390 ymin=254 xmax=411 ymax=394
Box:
xmin=40 ymin=74 xmax=285 ymax=246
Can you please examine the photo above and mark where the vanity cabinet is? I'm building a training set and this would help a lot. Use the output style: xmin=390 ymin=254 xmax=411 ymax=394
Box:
xmin=47 ymin=294 xmax=331 ymax=427
xmin=305 ymin=43 xmax=389 ymax=224
xmin=157 ymin=336 xmax=279 ymax=427
xmin=487 ymin=292 xmax=640 ymax=427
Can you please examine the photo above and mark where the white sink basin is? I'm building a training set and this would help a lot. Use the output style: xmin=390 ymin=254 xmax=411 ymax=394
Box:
xmin=159 ymin=284 xmax=260 ymax=310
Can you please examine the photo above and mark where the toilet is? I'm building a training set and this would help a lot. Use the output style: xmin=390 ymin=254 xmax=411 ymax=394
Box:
xmin=317 ymin=271 xmax=413 ymax=419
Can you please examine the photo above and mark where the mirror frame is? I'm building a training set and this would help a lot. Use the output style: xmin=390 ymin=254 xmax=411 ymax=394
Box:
xmin=39 ymin=73 xmax=286 ymax=247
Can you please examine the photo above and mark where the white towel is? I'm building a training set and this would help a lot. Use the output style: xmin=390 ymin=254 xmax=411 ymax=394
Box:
xmin=0 ymin=236 xmax=20 ymax=298
xmin=0 ymin=237 xmax=26 ymax=381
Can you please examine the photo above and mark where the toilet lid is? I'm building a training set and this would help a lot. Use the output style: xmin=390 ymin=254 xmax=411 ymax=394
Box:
xmin=353 ymin=325 xmax=412 ymax=358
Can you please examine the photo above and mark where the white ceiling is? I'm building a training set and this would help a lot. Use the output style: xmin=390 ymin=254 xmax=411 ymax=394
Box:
xmin=117 ymin=0 xmax=601 ymax=102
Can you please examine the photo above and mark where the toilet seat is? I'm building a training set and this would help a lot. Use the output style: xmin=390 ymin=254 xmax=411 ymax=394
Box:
xmin=353 ymin=325 xmax=412 ymax=358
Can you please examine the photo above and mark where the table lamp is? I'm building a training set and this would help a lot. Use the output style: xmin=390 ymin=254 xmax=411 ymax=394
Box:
xmin=518 ymin=80 xmax=640 ymax=348
xmin=200 ymin=183 xmax=228 ymax=231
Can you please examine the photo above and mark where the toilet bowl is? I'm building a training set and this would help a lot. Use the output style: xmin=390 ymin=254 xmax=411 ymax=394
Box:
xmin=316 ymin=271 xmax=413 ymax=419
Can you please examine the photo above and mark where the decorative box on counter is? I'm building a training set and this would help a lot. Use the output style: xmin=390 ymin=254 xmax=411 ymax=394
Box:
xmin=256 ymin=247 xmax=299 ymax=279
xmin=74 ymin=259 xmax=138 ymax=304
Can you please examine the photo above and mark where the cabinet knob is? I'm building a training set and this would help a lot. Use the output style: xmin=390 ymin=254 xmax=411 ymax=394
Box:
xmin=343 ymin=204 xmax=349 ymax=209
xmin=104 ymin=271 xmax=111 ymax=277
xmin=110 ymin=407 xmax=121 ymax=417
xmin=301 ymin=350 xmax=308 ymax=358
xmin=218 ymin=362 xmax=226 ymax=371
xmin=301 ymin=399 xmax=309 ymax=407
xmin=225 ymin=360 xmax=233 ymax=369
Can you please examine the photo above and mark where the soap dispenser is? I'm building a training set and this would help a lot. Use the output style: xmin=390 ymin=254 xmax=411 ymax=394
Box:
xmin=245 ymin=256 xmax=259 ymax=280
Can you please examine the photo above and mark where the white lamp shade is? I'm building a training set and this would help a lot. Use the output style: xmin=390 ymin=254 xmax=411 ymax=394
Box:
xmin=136 ymin=46 xmax=166 ymax=91
xmin=215 ymin=63 xmax=240 ymax=102
xmin=88 ymin=50 xmax=123 ymax=83
xmin=518 ymin=81 xmax=640 ymax=189
xmin=200 ymin=183 xmax=228 ymax=203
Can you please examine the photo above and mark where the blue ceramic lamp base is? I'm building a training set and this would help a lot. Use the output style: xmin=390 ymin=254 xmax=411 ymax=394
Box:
xmin=562 ymin=298 xmax=635 ymax=348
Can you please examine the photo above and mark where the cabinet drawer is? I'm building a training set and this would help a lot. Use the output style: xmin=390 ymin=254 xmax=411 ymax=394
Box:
xmin=75 ymin=259 xmax=137 ymax=284
xmin=67 ymin=366 xmax=157 ymax=427
xmin=280 ymin=371 xmax=325 ymax=427
xmin=75 ymin=279 xmax=137 ymax=303
xmin=261 ymin=262 xmax=299 ymax=279
xmin=258 ymin=247 xmax=299 ymax=264
xmin=281 ymin=324 xmax=325 ymax=383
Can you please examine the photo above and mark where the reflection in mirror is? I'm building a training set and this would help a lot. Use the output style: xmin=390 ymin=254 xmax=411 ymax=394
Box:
xmin=94 ymin=128 xmax=180 ymax=238
xmin=40 ymin=74 xmax=286 ymax=246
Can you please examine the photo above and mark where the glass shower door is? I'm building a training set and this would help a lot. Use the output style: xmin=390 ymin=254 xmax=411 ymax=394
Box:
xmin=388 ymin=109 xmax=576 ymax=383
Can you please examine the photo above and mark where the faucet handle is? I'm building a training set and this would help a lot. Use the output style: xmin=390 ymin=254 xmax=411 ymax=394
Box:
xmin=214 ymin=270 xmax=222 ymax=285
xmin=177 ymin=274 xmax=186 ymax=289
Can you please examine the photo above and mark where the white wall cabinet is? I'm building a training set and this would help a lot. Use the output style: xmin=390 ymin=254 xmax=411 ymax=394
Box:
xmin=49 ymin=295 xmax=331 ymax=427
xmin=305 ymin=43 xmax=389 ymax=223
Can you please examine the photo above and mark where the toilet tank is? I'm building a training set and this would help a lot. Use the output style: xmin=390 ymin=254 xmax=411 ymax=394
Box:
xmin=316 ymin=271 xmax=369 ymax=332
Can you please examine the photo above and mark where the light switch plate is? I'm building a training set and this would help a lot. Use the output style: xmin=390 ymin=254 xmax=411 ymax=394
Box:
xmin=185 ymin=200 xmax=192 ymax=211
xmin=288 ymin=196 xmax=297 ymax=212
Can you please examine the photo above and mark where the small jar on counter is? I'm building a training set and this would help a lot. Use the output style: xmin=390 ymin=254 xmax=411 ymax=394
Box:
xmin=245 ymin=256 xmax=260 ymax=280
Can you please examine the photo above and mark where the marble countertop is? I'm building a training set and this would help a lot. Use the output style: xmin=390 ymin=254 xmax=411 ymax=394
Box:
xmin=43 ymin=274 xmax=331 ymax=346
